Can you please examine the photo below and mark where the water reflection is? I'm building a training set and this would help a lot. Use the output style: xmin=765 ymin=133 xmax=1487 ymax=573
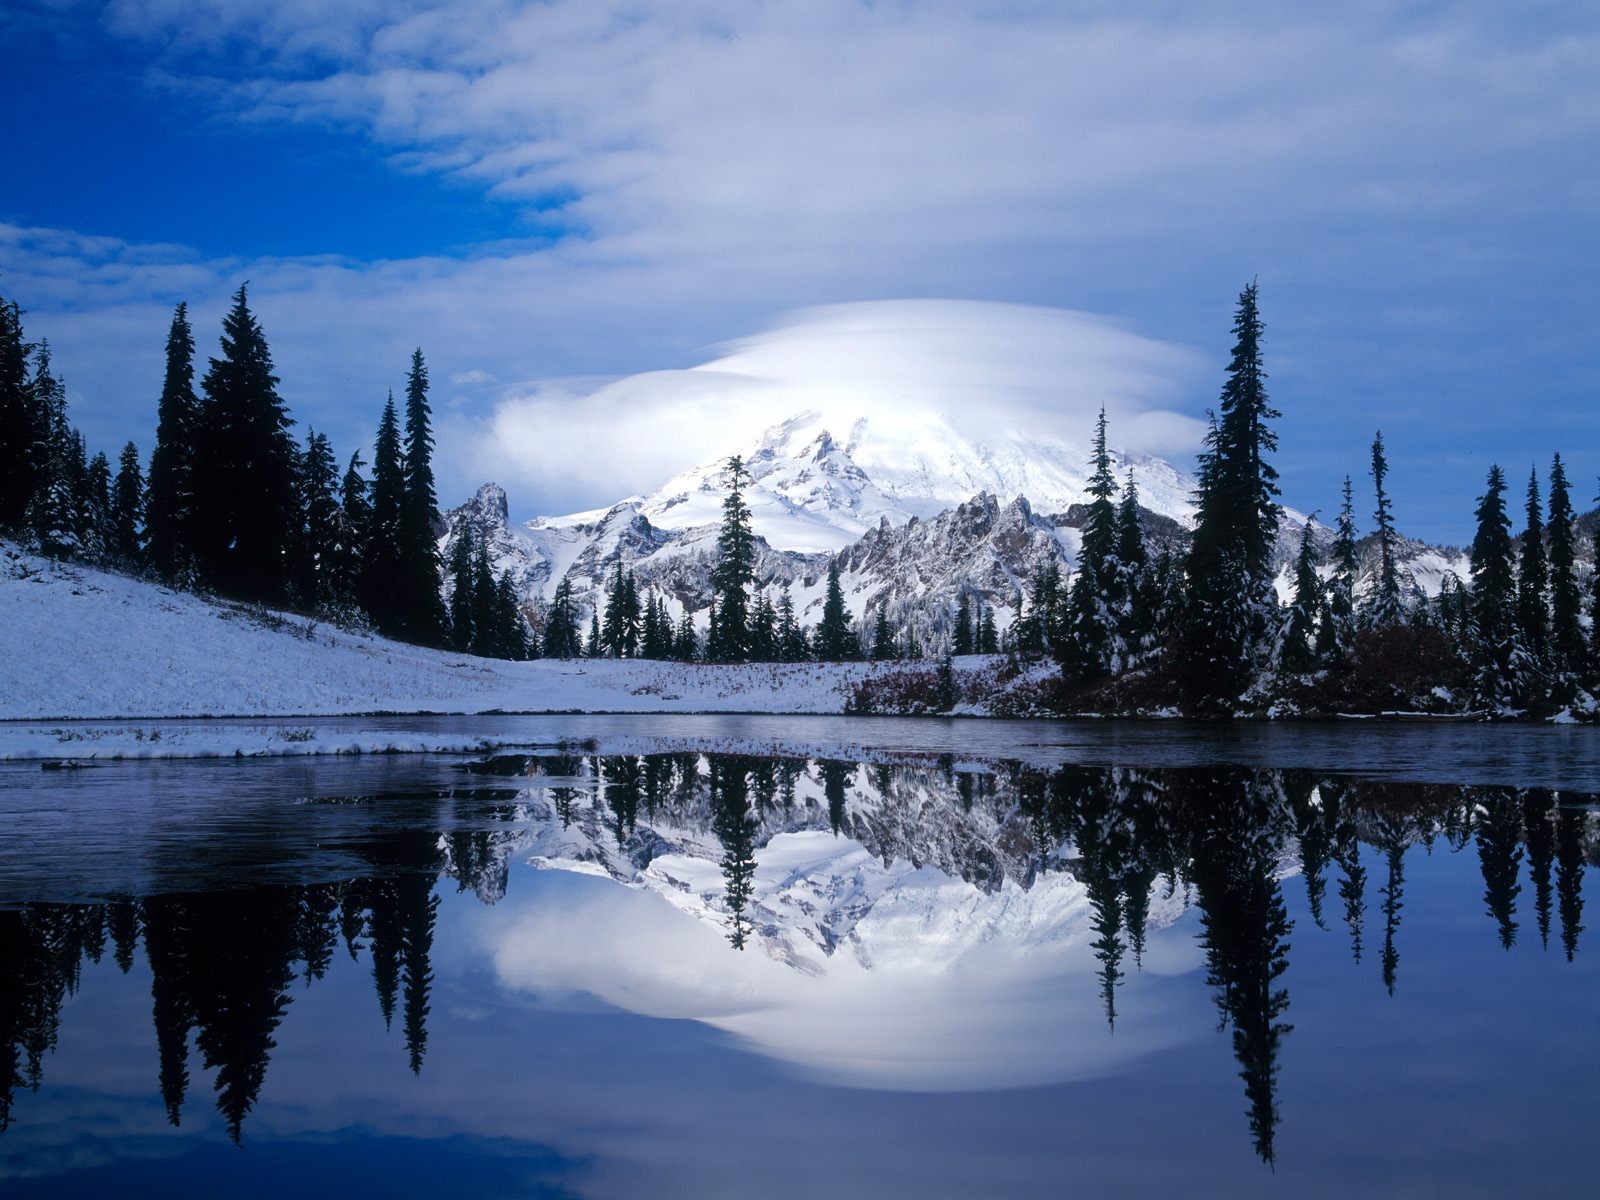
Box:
xmin=2 ymin=751 xmax=1596 ymax=1170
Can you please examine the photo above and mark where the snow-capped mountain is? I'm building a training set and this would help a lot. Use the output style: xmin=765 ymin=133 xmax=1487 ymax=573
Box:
xmin=443 ymin=409 xmax=1468 ymax=649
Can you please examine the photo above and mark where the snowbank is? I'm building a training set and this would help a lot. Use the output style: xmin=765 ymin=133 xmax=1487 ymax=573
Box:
xmin=0 ymin=544 xmax=956 ymax=722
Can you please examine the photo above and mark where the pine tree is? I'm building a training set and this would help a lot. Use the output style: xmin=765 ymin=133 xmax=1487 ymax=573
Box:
xmin=747 ymin=590 xmax=777 ymax=661
xmin=870 ymin=606 xmax=897 ymax=661
xmin=816 ymin=558 xmax=854 ymax=659
xmin=1546 ymin=454 xmax=1582 ymax=672
xmin=977 ymin=602 xmax=999 ymax=654
xmin=1469 ymin=466 xmax=1524 ymax=707
xmin=1279 ymin=520 xmax=1321 ymax=673
xmin=951 ymin=592 xmax=974 ymax=656
xmin=1368 ymin=432 xmax=1402 ymax=625
xmin=335 ymin=450 xmax=370 ymax=609
xmin=493 ymin=571 xmax=529 ymax=659
xmin=1019 ymin=561 xmax=1060 ymax=656
xmin=363 ymin=394 xmax=405 ymax=631
xmin=709 ymin=456 xmax=756 ymax=661
xmin=776 ymin=586 xmax=805 ymax=662
xmin=109 ymin=442 xmax=144 ymax=565
xmin=1328 ymin=476 xmax=1359 ymax=654
xmin=469 ymin=535 xmax=497 ymax=657
xmin=1060 ymin=408 xmax=1122 ymax=679
xmin=586 ymin=611 xmax=603 ymax=658
xmin=295 ymin=431 xmax=341 ymax=608
xmin=1177 ymin=282 xmax=1282 ymax=712
xmin=673 ymin=611 xmax=699 ymax=661
xmin=601 ymin=562 xmax=628 ymax=657
xmin=145 ymin=303 xmax=200 ymax=576
xmin=1516 ymin=466 xmax=1548 ymax=662
xmin=0 ymin=294 xmax=38 ymax=529
xmin=83 ymin=450 xmax=113 ymax=560
xmin=190 ymin=286 xmax=299 ymax=604
xmin=544 ymin=577 xmax=582 ymax=658
xmin=25 ymin=345 xmax=80 ymax=559
xmin=1115 ymin=474 xmax=1150 ymax=654
xmin=448 ymin=526 xmax=476 ymax=651
xmin=396 ymin=349 xmax=446 ymax=645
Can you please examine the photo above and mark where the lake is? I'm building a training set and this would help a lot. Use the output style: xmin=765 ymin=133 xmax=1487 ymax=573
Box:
xmin=2 ymin=715 xmax=1596 ymax=1197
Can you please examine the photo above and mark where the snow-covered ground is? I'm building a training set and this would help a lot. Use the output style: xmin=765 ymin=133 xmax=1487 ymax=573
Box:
xmin=0 ymin=542 xmax=953 ymax=727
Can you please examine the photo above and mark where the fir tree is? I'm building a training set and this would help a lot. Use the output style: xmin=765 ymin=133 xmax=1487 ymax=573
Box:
xmin=396 ymin=349 xmax=446 ymax=645
xmin=1279 ymin=520 xmax=1321 ymax=673
xmin=747 ymin=590 xmax=777 ymax=661
xmin=493 ymin=571 xmax=530 ymax=659
xmin=1469 ymin=465 xmax=1525 ymax=706
xmin=448 ymin=526 xmax=477 ymax=652
xmin=0 ymin=294 xmax=38 ymax=529
xmin=109 ymin=442 xmax=144 ymax=565
xmin=1368 ymin=432 xmax=1403 ymax=625
xmin=145 ymin=303 xmax=200 ymax=576
xmin=1060 ymin=408 xmax=1122 ymax=679
xmin=1544 ymin=454 xmax=1581 ymax=672
xmin=190 ymin=286 xmax=299 ymax=604
xmin=951 ymin=592 xmax=974 ymax=655
xmin=544 ymin=577 xmax=582 ymax=658
xmin=977 ymin=601 xmax=999 ymax=654
xmin=295 ymin=431 xmax=341 ymax=608
xmin=673 ymin=611 xmax=699 ymax=661
xmin=469 ymin=535 xmax=498 ymax=656
xmin=586 ymin=611 xmax=602 ymax=658
xmin=709 ymin=456 xmax=756 ymax=661
xmin=25 ymin=345 xmax=80 ymax=559
xmin=1516 ymin=466 xmax=1548 ymax=662
xmin=84 ymin=450 xmax=113 ymax=560
xmin=335 ymin=450 xmax=370 ymax=609
xmin=1328 ymin=475 xmax=1359 ymax=655
xmin=816 ymin=558 xmax=855 ymax=659
xmin=776 ymin=586 xmax=805 ymax=662
xmin=363 ymin=395 xmax=405 ymax=631
xmin=1177 ymin=282 xmax=1282 ymax=712
xmin=870 ymin=606 xmax=897 ymax=661
xmin=1115 ymin=474 xmax=1151 ymax=654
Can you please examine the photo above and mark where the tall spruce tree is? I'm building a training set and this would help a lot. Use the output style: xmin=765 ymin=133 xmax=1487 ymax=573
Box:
xmin=448 ymin=526 xmax=477 ymax=652
xmin=1178 ymin=282 xmax=1282 ymax=712
xmin=109 ymin=442 xmax=144 ymax=565
xmin=709 ymin=456 xmax=755 ymax=661
xmin=25 ymin=344 xmax=80 ymax=559
xmin=83 ymin=450 xmax=113 ymax=560
xmin=951 ymin=592 xmax=974 ymax=655
xmin=1469 ymin=466 xmax=1523 ymax=707
xmin=870 ymin=606 xmax=897 ymax=661
xmin=816 ymin=559 xmax=854 ymax=659
xmin=0 ymin=294 xmax=37 ymax=529
xmin=145 ymin=303 xmax=200 ymax=576
xmin=335 ymin=450 xmax=370 ymax=609
xmin=1060 ymin=408 xmax=1122 ymax=679
xmin=1546 ymin=454 xmax=1582 ymax=671
xmin=1115 ymin=474 xmax=1151 ymax=654
xmin=296 ymin=431 xmax=341 ymax=608
xmin=363 ymin=394 xmax=405 ymax=631
xmin=544 ymin=577 xmax=582 ymax=658
xmin=1368 ymin=432 xmax=1402 ymax=625
xmin=191 ymin=286 xmax=298 ymax=604
xmin=1516 ymin=467 xmax=1548 ymax=662
xmin=1279 ymin=520 xmax=1321 ymax=673
xmin=396 ymin=349 xmax=446 ymax=644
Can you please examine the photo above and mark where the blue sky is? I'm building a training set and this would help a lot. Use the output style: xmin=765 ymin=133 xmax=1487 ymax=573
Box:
xmin=2 ymin=0 xmax=1596 ymax=541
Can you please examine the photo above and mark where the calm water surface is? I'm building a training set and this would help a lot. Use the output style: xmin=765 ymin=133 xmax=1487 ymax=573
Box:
xmin=1 ymin=716 xmax=1597 ymax=1197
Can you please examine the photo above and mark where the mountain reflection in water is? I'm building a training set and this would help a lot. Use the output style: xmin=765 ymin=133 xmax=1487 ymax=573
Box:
xmin=1 ymin=748 xmax=1595 ymax=1184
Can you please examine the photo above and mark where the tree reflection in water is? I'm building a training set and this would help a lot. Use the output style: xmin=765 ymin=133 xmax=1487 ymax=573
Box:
xmin=1 ymin=751 xmax=1594 ymax=1164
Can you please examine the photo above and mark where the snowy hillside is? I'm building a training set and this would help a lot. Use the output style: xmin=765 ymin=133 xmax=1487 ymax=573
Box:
xmin=0 ymin=542 xmax=955 ymax=725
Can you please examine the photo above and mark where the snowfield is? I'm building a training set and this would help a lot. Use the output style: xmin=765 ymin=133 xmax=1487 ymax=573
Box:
xmin=0 ymin=542 xmax=953 ymax=724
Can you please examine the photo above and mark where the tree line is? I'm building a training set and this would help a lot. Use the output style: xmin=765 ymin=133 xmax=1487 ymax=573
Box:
xmin=0 ymin=286 xmax=532 ymax=659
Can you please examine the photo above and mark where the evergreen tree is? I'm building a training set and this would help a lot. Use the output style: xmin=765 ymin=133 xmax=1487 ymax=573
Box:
xmin=601 ymin=562 xmax=628 ymax=657
xmin=1019 ymin=561 xmax=1061 ymax=656
xmin=1177 ymin=282 xmax=1282 ymax=712
xmin=109 ymin=442 xmax=144 ymax=565
xmin=544 ymin=577 xmax=582 ymax=658
xmin=295 ymin=431 xmax=341 ymax=608
xmin=84 ymin=450 xmax=113 ymax=560
xmin=190 ymin=286 xmax=299 ymax=604
xmin=586 ymin=611 xmax=602 ymax=658
xmin=0 ymin=294 xmax=36 ymax=529
xmin=1060 ymin=408 xmax=1122 ymax=679
xmin=747 ymin=590 xmax=777 ymax=661
xmin=1115 ymin=474 xmax=1151 ymax=654
xmin=1516 ymin=466 xmax=1548 ymax=662
xmin=816 ymin=558 xmax=855 ymax=659
xmin=1469 ymin=466 xmax=1525 ymax=706
xmin=951 ymin=592 xmax=974 ymax=655
xmin=448 ymin=526 xmax=477 ymax=651
xmin=469 ymin=535 xmax=498 ymax=656
xmin=977 ymin=601 xmax=999 ymax=654
xmin=1279 ymin=520 xmax=1321 ymax=673
xmin=1546 ymin=454 xmax=1583 ymax=672
xmin=363 ymin=395 xmax=405 ymax=631
xmin=673 ymin=611 xmax=699 ymax=661
xmin=334 ymin=451 xmax=370 ymax=609
xmin=493 ymin=571 xmax=530 ymax=659
xmin=1327 ymin=475 xmax=1359 ymax=656
xmin=870 ymin=606 xmax=897 ymax=661
xmin=776 ymin=586 xmax=806 ymax=662
xmin=396 ymin=349 xmax=446 ymax=645
xmin=1368 ymin=432 xmax=1403 ymax=625
xmin=709 ymin=456 xmax=756 ymax=661
xmin=25 ymin=345 xmax=80 ymax=559
xmin=145 ymin=303 xmax=200 ymax=576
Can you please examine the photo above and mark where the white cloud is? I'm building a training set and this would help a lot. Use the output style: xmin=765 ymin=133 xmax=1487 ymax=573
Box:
xmin=468 ymin=298 xmax=1208 ymax=508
